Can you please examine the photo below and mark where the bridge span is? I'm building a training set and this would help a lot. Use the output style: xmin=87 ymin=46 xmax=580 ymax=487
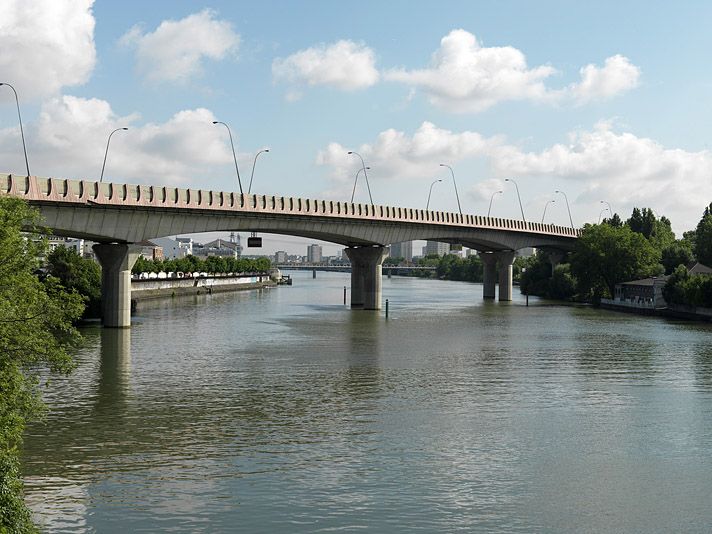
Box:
xmin=3 ymin=174 xmax=579 ymax=327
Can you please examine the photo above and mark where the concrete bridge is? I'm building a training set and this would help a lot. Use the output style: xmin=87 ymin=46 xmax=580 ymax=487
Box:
xmin=2 ymin=174 xmax=579 ymax=327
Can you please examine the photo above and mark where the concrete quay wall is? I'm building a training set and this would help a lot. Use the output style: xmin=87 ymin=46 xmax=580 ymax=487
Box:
xmin=131 ymin=274 xmax=275 ymax=300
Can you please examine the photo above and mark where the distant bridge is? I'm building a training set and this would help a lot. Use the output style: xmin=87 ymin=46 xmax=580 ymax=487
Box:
xmin=3 ymin=174 xmax=579 ymax=326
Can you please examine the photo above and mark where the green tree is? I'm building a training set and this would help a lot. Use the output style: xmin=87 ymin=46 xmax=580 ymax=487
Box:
xmin=570 ymin=223 xmax=662 ymax=299
xmin=0 ymin=197 xmax=84 ymax=532
xmin=46 ymin=246 xmax=102 ymax=318
xmin=694 ymin=202 xmax=712 ymax=267
xmin=661 ymin=240 xmax=694 ymax=275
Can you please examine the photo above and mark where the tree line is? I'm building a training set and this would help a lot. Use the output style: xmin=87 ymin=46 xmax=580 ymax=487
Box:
xmin=132 ymin=254 xmax=271 ymax=275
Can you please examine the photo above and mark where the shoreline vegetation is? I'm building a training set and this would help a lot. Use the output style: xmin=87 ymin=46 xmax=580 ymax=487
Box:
xmin=392 ymin=203 xmax=712 ymax=320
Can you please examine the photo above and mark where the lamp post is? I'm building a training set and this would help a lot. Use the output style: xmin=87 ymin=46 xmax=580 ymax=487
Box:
xmin=600 ymin=200 xmax=613 ymax=218
xmin=348 ymin=151 xmax=373 ymax=205
xmin=351 ymin=166 xmax=371 ymax=203
xmin=213 ymin=121 xmax=244 ymax=195
xmin=542 ymin=199 xmax=555 ymax=223
xmin=426 ymin=179 xmax=442 ymax=210
xmin=439 ymin=163 xmax=462 ymax=216
xmin=487 ymin=190 xmax=502 ymax=217
xmin=0 ymin=82 xmax=30 ymax=177
xmin=248 ymin=148 xmax=270 ymax=194
xmin=100 ymin=127 xmax=128 ymax=183
xmin=505 ymin=178 xmax=526 ymax=222
xmin=555 ymin=190 xmax=574 ymax=229
xmin=598 ymin=207 xmax=610 ymax=224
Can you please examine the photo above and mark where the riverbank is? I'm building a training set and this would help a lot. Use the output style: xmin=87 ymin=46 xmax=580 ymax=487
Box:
xmin=131 ymin=273 xmax=275 ymax=301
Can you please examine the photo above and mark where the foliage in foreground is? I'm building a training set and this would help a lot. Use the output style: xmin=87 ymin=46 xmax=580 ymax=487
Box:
xmin=46 ymin=246 xmax=102 ymax=319
xmin=0 ymin=197 xmax=83 ymax=533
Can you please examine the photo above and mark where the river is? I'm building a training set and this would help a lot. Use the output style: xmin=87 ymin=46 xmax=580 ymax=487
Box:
xmin=22 ymin=271 xmax=712 ymax=532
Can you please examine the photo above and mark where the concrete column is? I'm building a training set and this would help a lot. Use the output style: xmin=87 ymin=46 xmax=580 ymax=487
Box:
xmin=548 ymin=251 xmax=565 ymax=276
xmin=93 ymin=244 xmax=141 ymax=328
xmin=481 ymin=253 xmax=497 ymax=299
xmin=345 ymin=246 xmax=388 ymax=310
xmin=496 ymin=251 xmax=516 ymax=302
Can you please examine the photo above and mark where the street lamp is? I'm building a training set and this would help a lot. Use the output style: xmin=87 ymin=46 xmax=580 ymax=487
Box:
xmin=213 ymin=121 xmax=244 ymax=195
xmin=487 ymin=190 xmax=502 ymax=217
xmin=426 ymin=179 xmax=442 ymax=210
xmin=248 ymin=148 xmax=270 ymax=194
xmin=0 ymin=82 xmax=30 ymax=177
xmin=600 ymin=200 xmax=613 ymax=218
xmin=100 ymin=128 xmax=128 ymax=183
xmin=439 ymin=163 xmax=462 ymax=216
xmin=505 ymin=178 xmax=526 ymax=222
xmin=351 ymin=166 xmax=371 ymax=203
xmin=542 ymin=199 xmax=555 ymax=223
xmin=348 ymin=151 xmax=373 ymax=205
xmin=555 ymin=190 xmax=574 ymax=229
xmin=598 ymin=207 xmax=610 ymax=224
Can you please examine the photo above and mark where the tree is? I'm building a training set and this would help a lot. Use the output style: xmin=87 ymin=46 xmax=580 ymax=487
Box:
xmin=661 ymin=240 xmax=694 ymax=275
xmin=570 ymin=223 xmax=662 ymax=299
xmin=0 ymin=197 xmax=83 ymax=532
xmin=46 ymin=246 xmax=102 ymax=318
xmin=694 ymin=202 xmax=712 ymax=267
xmin=626 ymin=207 xmax=676 ymax=251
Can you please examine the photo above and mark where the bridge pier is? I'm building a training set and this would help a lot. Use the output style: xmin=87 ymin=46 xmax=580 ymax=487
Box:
xmin=496 ymin=251 xmax=516 ymax=301
xmin=481 ymin=253 xmax=497 ymax=299
xmin=345 ymin=246 xmax=388 ymax=310
xmin=93 ymin=244 xmax=141 ymax=328
xmin=549 ymin=251 xmax=565 ymax=275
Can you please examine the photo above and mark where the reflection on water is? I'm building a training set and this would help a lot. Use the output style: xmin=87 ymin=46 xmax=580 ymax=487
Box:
xmin=22 ymin=272 xmax=712 ymax=532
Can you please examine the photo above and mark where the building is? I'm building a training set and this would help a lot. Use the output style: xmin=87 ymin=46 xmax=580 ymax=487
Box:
xmin=422 ymin=241 xmax=450 ymax=257
xmin=193 ymin=239 xmax=241 ymax=259
xmin=390 ymin=241 xmax=413 ymax=262
xmin=306 ymin=244 xmax=323 ymax=264
xmin=613 ymin=276 xmax=668 ymax=309
xmin=275 ymin=250 xmax=288 ymax=263
xmin=47 ymin=237 xmax=85 ymax=256
xmin=150 ymin=237 xmax=192 ymax=259
xmin=137 ymin=240 xmax=163 ymax=261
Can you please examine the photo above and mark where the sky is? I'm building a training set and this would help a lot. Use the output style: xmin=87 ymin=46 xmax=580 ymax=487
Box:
xmin=2 ymin=0 xmax=712 ymax=255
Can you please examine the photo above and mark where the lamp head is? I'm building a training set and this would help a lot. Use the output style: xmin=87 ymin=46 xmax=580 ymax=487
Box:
xmin=348 ymin=151 xmax=354 ymax=155
xmin=121 ymin=127 xmax=128 ymax=131
xmin=0 ymin=83 xmax=4 ymax=86
xmin=212 ymin=121 xmax=219 ymax=125
xmin=497 ymin=190 xmax=503 ymax=194
xmin=366 ymin=166 xmax=370 ymax=169
xmin=555 ymin=190 xmax=561 ymax=193
xmin=505 ymin=178 xmax=511 ymax=182
xmin=264 ymin=149 xmax=270 ymax=153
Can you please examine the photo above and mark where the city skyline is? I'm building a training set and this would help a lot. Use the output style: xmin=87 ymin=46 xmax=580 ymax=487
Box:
xmin=2 ymin=0 xmax=712 ymax=256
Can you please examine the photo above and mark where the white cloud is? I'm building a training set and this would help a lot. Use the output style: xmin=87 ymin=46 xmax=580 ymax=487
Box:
xmin=0 ymin=95 xmax=242 ymax=186
xmin=566 ymin=54 xmax=641 ymax=104
xmin=385 ymin=29 xmax=556 ymax=113
xmin=316 ymin=121 xmax=501 ymax=185
xmin=272 ymin=40 xmax=379 ymax=96
xmin=317 ymin=120 xmax=712 ymax=232
xmin=385 ymin=29 xmax=640 ymax=112
xmin=0 ymin=0 xmax=96 ymax=99
xmin=120 ymin=9 xmax=239 ymax=84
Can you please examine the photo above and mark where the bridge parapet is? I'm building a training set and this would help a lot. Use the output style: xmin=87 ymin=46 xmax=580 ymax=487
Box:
xmin=2 ymin=174 xmax=581 ymax=238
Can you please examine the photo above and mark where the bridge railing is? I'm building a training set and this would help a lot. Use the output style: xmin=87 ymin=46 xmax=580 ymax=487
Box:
xmin=2 ymin=174 xmax=581 ymax=238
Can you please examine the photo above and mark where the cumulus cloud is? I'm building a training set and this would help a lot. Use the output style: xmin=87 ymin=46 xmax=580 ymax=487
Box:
xmin=0 ymin=0 xmax=96 ymax=99
xmin=0 ymin=95 xmax=241 ymax=186
xmin=316 ymin=121 xmax=501 ymax=184
xmin=489 ymin=120 xmax=712 ymax=228
xmin=317 ymin=120 xmax=712 ymax=232
xmin=385 ymin=29 xmax=640 ymax=112
xmin=272 ymin=40 xmax=379 ymax=97
xmin=120 ymin=9 xmax=239 ymax=84
xmin=566 ymin=54 xmax=641 ymax=104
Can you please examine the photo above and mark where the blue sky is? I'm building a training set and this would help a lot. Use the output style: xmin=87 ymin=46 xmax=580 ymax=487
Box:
xmin=2 ymin=1 xmax=712 ymax=254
